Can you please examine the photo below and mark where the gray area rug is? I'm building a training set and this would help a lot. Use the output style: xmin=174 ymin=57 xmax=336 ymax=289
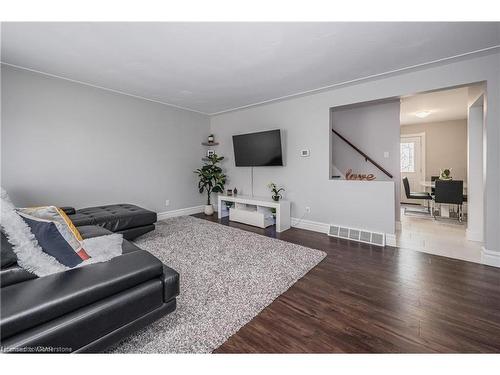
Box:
xmin=109 ymin=216 xmax=326 ymax=353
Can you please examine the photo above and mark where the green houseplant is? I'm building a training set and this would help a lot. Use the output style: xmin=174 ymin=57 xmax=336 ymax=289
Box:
xmin=194 ymin=154 xmax=226 ymax=215
xmin=267 ymin=182 xmax=285 ymax=201
xmin=439 ymin=168 xmax=452 ymax=180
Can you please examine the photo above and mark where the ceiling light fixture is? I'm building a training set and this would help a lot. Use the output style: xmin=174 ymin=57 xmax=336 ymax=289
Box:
xmin=415 ymin=111 xmax=431 ymax=119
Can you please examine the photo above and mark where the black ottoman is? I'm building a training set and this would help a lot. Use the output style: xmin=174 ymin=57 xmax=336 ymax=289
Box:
xmin=66 ymin=204 xmax=157 ymax=240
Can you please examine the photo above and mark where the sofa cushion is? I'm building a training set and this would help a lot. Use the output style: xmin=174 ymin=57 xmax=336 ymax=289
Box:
xmin=1 ymin=189 xmax=67 ymax=277
xmin=117 ymin=224 xmax=155 ymax=241
xmin=69 ymin=204 xmax=157 ymax=232
xmin=18 ymin=212 xmax=89 ymax=267
xmin=78 ymin=225 xmax=114 ymax=239
xmin=0 ymin=250 xmax=163 ymax=339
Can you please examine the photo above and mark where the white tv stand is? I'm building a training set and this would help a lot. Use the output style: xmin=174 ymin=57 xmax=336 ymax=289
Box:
xmin=217 ymin=193 xmax=291 ymax=232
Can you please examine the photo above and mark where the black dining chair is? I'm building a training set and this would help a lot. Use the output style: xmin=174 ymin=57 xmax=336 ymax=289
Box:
xmin=402 ymin=177 xmax=432 ymax=214
xmin=434 ymin=180 xmax=464 ymax=221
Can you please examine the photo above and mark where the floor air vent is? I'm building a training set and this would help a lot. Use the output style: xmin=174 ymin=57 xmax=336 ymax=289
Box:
xmin=328 ymin=225 xmax=385 ymax=247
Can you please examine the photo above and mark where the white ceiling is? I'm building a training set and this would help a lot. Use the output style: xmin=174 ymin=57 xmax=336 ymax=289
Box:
xmin=2 ymin=22 xmax=499 ymax=115
xmin=400 ymin=87 xmax=469 ymax=125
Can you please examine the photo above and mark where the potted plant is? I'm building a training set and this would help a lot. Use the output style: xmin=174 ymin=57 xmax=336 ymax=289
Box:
xmin=268 ymin=182 xmax=285 ymax=201
xmin=440 ymin=168 xmax=452 ymax=180
xmin=194 ymin=154 xmax=226 ymax=215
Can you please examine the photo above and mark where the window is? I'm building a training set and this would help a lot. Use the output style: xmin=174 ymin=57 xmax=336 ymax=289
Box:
xmin=400 ymin=142 xmax=415 ymax=173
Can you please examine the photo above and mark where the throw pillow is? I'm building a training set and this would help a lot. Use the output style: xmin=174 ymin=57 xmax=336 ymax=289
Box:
xmin=0 ymin=187 xmax=68 ymax=276
xmin=2 ymin=187 xmax=123 ymax=276
xmin=17 ymin=206 xmax=91 ymax=268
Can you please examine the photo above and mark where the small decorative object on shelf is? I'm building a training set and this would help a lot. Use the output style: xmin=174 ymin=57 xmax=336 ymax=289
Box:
xmin=201 ymin=135 xmax=219 ymax=147
xmin=268 ymin=182 xmax=285 ymax=201
xmin=439 ymin=168 xmax=452 ymax=180
xmin=233 ymin=188 xmax=238 ymax=195
xmin=194 ymin=153 xmax=226 ymax=216
xmin=226 ymin=189 xmax=233 ymax=196
xmin=207 ymin=149 xmax=215 ymax=157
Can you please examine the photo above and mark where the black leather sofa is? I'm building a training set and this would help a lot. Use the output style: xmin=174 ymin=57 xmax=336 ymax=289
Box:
xmin=0 ymin=204 xmax=178 ymax=353
xmin=64 ymin=203 xmax=157 ymax=240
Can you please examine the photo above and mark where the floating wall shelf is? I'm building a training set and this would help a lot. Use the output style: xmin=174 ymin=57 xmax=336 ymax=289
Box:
xmin=201 ymin=142 xmax=219 ymax=146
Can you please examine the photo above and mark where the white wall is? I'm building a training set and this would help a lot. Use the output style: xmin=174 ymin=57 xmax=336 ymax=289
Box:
xmin=1 ymin=65 xmax=210 ymax=213
xmin=210 ymin=94 xmax=397 ymax=236
xmin=401 ymin=119 xmax=468 ymax=182
xmin=331 ymin=100 xmax=401 ymax=222
xmin=210 ymin=52 xmax=500 ymax=260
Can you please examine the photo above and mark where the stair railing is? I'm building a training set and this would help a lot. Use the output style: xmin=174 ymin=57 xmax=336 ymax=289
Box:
xmin=331 ymin=129 xmax=393 ymax=179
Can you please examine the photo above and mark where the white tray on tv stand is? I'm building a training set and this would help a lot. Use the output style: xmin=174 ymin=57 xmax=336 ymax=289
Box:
xmin=217 ymin=193 xmax=291 ymax=232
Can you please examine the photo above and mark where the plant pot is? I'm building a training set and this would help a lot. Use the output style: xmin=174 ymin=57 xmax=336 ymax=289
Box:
xmin=272 ymin=196 xmax=280 ymax=202
xmin=204 ymin=204 xmax=214 ymax=215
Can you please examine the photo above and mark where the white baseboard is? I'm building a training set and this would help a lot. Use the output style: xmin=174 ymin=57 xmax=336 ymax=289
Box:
xmin=481 ymin=247 xmax=500 ymax=268
xmin=466 ymin=229 xmax=483 ymax=242
xmin=385 ymin=233 xmax=397 ymax=247
xmin=157 ymin=205 xmax=205 ymax=220
xmin=291 ymin=217 xmax=329 ymax=234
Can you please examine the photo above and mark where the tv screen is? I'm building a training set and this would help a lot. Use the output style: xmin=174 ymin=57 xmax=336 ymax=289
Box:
xmin=232 ymin=129 xmax=283 ymax=167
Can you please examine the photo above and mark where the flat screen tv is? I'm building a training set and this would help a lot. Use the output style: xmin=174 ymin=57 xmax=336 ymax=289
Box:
xmin=232 ymin=129 xmax=283 ymax=167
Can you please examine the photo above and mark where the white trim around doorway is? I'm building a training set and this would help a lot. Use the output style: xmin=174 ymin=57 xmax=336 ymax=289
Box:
xmin=400 ymin=132 xmax=426 ymax=205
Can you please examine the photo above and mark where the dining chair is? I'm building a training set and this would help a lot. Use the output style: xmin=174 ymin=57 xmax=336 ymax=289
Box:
xmin=434 ymin=180 xmax=464 ymax=221
xmin=402 ymin=177 xmax=432 ymax=214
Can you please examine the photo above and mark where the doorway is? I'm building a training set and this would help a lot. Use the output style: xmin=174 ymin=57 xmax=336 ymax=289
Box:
xmin=397 ymin=84 xmax=485 ymax=264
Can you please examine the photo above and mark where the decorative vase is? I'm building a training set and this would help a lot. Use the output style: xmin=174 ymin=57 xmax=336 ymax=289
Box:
xmin=208 ymin=134 xmax=214 ymax=143
xmin=204 ymin=204 xmax=214 ymax=215
xmin=272 ymin=195 xmax=280 ymax=202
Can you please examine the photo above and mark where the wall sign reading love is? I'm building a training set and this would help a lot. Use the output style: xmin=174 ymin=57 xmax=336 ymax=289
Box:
xmin=345 ymin=169 xmax=376 ymax=181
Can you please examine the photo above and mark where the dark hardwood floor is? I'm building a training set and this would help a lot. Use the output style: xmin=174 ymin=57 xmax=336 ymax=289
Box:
xmin=192 ymin=213 xmax=500 ymax=353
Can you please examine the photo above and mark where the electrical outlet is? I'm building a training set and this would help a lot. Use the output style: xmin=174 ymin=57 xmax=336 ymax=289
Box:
xmin=305 ymin=206 xmax=311 ymax=213
xmin=165 ymin=200 xmax=170 ymax=207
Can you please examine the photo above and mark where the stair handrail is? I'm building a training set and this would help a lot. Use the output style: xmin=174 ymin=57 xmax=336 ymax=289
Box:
xmin=331 ymin=129 xmax=393 ymax=179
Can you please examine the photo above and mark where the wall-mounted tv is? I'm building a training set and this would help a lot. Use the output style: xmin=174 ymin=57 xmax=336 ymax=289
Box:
xmin=232 ymin=129 xmax=283 ymax=167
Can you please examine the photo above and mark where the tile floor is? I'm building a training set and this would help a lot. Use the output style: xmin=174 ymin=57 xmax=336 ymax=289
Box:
xmin=397 ymin=205 xmax=483 ymax=264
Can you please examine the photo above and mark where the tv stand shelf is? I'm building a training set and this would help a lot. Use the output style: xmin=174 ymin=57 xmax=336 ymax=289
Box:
xmin=217 ymin=194 xmax=291 ymax=232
